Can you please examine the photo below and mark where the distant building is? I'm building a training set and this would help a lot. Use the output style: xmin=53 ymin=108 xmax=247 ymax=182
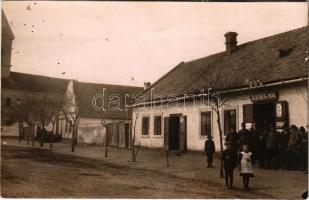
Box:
xmin=132 ymin=26 xmax=308 ymax=152
xmin=1 ymin=10 xmax=14 ymax=78
xmin=1 ymin=71 xmax=69 ymax=138
xmin=0 ymin=11 xmax=144 ymax=145
xmin=61 ymin=80 xmax=143 ymax=148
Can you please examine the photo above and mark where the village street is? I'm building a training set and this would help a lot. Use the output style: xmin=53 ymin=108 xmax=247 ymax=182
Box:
xmin=1 ymin=139 xmax=307 ymax=199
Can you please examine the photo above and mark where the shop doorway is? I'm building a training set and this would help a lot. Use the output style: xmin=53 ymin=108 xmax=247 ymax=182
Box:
xmin=124 ymin=123 xmax=130 ymax=148
xmin=253 ymin=102 xmax=276 ymax=132
xmin=169 ymin=116 xmax=180 ymax=150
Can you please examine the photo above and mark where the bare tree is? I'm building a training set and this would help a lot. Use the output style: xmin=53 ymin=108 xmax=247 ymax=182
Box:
xmin=96 ymin=111 xmax=108 ymax=158
xmin=131 ymin=113 xmax=140 ymax=162
xmin=198 ymin=65 xmax=229 ymax=178
xmin=48 ymin=99 xmax=63 ymax=149
xmin=208 ymin=93 xmax=228 ymax=178
xmin=6 ymin=96 xmax=37 ymax=144
xmin=27 ymin=94 xmax=64 ymax=147
xmin=62 ymin=92 xmax=80 ymax=152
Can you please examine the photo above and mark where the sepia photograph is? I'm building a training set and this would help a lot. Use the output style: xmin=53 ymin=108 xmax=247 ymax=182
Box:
xmin=1 ymin=1 xmax=308 ymax=199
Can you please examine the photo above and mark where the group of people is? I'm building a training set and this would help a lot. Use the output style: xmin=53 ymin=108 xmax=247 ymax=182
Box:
xmin=231 ymin=122 xmax=308 ymax=171
xmin=204 ymin=122 xmax=308 ymax=191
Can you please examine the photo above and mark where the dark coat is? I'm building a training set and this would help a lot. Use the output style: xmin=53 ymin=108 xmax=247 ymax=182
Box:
xmin=238 ymin=128 xmax=250 ymax=150
xmin=205 ymin=139 xmax=215 ymax=155
xmin=225 ymin=131 xmax=238 ymax=151
xmin=221 ymin=149 xmax=237 ymax=170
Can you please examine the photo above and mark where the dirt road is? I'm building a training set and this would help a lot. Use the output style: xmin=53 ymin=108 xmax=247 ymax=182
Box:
xmin=1 ymin=145 xmax=275 ymax=198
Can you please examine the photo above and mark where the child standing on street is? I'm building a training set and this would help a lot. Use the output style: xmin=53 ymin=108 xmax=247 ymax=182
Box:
xmin=239 ymin=144 xmax=255 ymax=191
xmin=205 ymin=135 xmax=215 ymax=168
xmin=222 ymin=141 xmax=237 ymax=189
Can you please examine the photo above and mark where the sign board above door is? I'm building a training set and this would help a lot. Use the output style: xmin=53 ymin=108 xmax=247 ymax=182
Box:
xmin=250 ymin=91 xmax=278 ymax=103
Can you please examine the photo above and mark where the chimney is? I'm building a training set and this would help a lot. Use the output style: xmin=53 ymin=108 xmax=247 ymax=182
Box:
xmin=144 ymin=82 xmax=151 ymax=90
xmin=224 ymin=32 xmax=238 ymax=54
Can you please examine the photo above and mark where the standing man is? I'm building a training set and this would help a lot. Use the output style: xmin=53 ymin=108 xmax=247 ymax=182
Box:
xmin=258 ymin=125 xmax=268 ymax=168
xmin=226 ymin=127 xmax=238 ymax=154
xmin=299 ymin=126 xmax=308 ymax=173
xmin=287 ymin=125 xmax=300 ymax=170
xmin=265 ymin=125 xmax=279 ymax=169
xmin=221 ymin=141 xmax=237 ymax=189
xmin=238 ymin=123 xmax=250 ymax=152
xmin=205 ymin=135 xmax=215 ymax=168
xmin=278 ymin=125 xmax=290 ymax=169
xmin=249 ymin=123 xmax=259 ymax=164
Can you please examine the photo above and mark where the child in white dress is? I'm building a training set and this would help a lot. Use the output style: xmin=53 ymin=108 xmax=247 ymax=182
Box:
xmin=239 ymin=144 xmax=254 ymax=191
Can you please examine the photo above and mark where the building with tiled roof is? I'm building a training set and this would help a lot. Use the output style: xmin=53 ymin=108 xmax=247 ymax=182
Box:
xmin=61 ymin=80 xmax=143 ymax=147
xmin=132 ymin=26 xmax=308 ymax=152
xmin=1 ymin=10 xmax=144 ymax=146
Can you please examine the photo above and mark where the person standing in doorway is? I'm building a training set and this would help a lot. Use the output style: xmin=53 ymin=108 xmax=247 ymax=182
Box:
xmin=205 ymin=135 xmax=215 ymax=168
xmin=278 ymin=125 xmax=290 ymax=169
xmin=287 ymin=125 xmax=300 ymax=170
xmin=265 ymin=125 xmax=279 ymax=169
xmin=238 ymin=123 xmax=250 ymax=152
xmin=258 ymin=126 xmax=267 ymax=169
xmin=299 ymin=126 xmax=307 ymax=173
xmin=239 ymin=144 xmax=255 ymax=191
xmin=249 ymin=123 xmax=259 ymax=164
xmin=221 ymin=141 xmax=237 ymax=189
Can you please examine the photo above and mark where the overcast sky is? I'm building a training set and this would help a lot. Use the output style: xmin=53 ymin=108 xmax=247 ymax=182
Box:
xmin=2 ymin=2 xmax=307 ymax=86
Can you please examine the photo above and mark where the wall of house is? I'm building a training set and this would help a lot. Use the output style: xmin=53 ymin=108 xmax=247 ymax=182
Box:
xmin=61 ymin=117 xmax=132 ymax=146
xmin=279 ymin=84 xmax=307 ymax=127
xmin=77 ymin=117 xmax=110 ymax=145
xmin=1 ymin=121 xmax=19 ymax=138
xmin=132 ymin=95 xmax=250 ymax=152
xmin=132 ymin=83 xmax=308 ymax=152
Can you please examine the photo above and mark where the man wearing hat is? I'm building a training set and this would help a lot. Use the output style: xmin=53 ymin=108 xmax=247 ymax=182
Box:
xmin=204 ymin=134 xmax=215 ymax=168
xmin=221 ymin=141 xmax=238 ymax=189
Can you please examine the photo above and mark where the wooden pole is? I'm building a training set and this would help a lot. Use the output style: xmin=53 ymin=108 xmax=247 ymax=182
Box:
xmin=18 ymin=122 xmax=22 ymax=144
xmin=71 ymin=126 xmax=75 ymax=152
xmin=165 ymin=147 xmax=169 ymax=167
xmin=133 ymin=142 xmax=140 ymax=162
xmin=216 ymin=106 xmax=224 ymax=178
xmin=32 ymin=126 xmax=35 ymax=146
xmin=26 ymin=128 xmax=30 ymax=144
xmin=105 ymin=129 xmax=108 ymax=158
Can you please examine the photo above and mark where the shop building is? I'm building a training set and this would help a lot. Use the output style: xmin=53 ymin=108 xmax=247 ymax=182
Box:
xmin=132 ymin=26 xmax=308 ymax=152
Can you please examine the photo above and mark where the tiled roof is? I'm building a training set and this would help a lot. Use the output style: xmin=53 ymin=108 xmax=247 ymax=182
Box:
xmin=142 ymin=26 xmax=309 ymax=99
xmin=74 ymin=81 xmax=143 ymax=119
xmin=1 ymin=72 xmax=69 ymax=95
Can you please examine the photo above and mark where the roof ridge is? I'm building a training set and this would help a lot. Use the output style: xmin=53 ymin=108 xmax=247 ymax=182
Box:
xmin=185 ymin=26 xmax=308 ymax=64
xmin=238 ymin=26 xmax=308 ymax=48
xmin=10 ymin=71 xmax=70 ymax=81
xmin=76 ymin=80 xmax=143 ymax=89
xmin=140 ymin=26 xmax=308 ymax=99
xmin=138 ymin=61 xmax=185 ymax=96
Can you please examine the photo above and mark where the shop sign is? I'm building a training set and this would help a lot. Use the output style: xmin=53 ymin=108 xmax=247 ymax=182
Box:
xmin=250 ymin=91 xmax=278 ymax=102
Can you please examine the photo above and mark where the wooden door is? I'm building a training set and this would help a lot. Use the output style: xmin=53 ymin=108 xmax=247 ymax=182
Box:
xmin=124 ymin=123 xmax=130 ymax=148
xmin=179 ymin=116 xmax=187 ymax=152
xmin=164 ymin=117 xmax=169 ymax=150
